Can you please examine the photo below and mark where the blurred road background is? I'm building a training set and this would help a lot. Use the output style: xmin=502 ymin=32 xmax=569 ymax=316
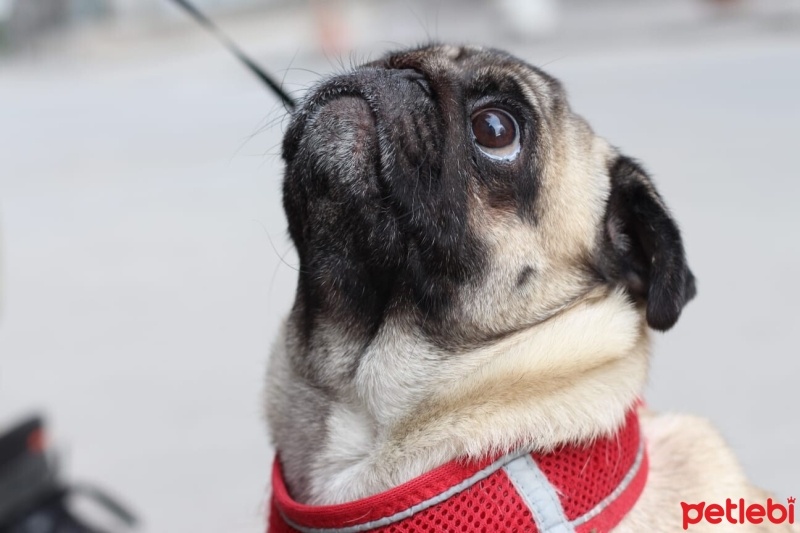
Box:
xmin=1 ymin=0 xmax=799 ymax=531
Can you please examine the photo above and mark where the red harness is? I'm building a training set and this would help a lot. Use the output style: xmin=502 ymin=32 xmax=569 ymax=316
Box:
xmin=269 ymin=409 xmax=646 ymax=533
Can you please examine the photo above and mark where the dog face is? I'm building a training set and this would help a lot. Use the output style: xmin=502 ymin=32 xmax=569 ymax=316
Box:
xmin=280 ymin=44 xmax=695 ymax=387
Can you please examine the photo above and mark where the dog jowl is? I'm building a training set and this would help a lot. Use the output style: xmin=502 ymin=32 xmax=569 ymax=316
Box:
xmin=269 ymin=44 xmax=698 ymax=509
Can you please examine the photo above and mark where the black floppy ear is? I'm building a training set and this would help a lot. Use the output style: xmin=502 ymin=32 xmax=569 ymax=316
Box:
xmin=604 ymin=156 xmax=696 ymax=331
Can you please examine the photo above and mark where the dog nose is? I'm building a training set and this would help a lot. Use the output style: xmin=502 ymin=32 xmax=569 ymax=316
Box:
xmin=289 ymin=68 xmax=435 ymax=186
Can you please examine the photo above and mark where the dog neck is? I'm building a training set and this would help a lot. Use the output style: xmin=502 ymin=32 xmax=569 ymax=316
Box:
xmin=268 ymin=287 xmax=649 ymax=505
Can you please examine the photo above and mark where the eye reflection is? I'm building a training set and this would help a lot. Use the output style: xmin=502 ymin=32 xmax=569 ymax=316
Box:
xmin=471 ymin=108 xmax=520 ymax=160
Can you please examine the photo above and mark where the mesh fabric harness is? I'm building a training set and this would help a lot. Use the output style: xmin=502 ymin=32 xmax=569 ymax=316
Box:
xmin=268 ymin=409 xmax=647 ymax=533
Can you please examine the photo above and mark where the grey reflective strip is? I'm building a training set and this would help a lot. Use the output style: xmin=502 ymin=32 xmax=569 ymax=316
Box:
xmin=502 ymin=454 xmax=576 ymax=533
xmin=570 ymin=436 xmax=646 ymax=527
xmin=281 ymin=449 xmax=530 ymax=533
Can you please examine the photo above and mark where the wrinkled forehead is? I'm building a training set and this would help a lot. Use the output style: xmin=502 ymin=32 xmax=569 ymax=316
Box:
xmin=370 ymin=44 xmax=566 ymax=115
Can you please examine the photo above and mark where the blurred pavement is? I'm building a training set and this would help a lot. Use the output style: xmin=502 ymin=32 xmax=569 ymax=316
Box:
xmin=1 ymin=1 xmax=799 ymax=531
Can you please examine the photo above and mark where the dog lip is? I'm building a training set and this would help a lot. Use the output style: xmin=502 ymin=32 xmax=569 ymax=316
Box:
xmin=304 ymin=95 xmax=377 ymax=183
xmin=315 ymin=96 xmax=375 ymax=140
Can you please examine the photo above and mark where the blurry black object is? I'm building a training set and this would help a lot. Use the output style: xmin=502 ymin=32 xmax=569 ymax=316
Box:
xmin=0 ymin=417 xmax=136 ymax=533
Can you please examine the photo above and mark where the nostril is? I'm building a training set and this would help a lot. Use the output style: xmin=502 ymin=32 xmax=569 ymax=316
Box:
xmin=415 ymin=77 xmax=432 ymax=97
xmin=394 ymin=69 xmax=433 ymax=97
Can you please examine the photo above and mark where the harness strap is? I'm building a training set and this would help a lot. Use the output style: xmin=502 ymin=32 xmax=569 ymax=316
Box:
xmin=269 ymin=409 xmax=648 ymax=533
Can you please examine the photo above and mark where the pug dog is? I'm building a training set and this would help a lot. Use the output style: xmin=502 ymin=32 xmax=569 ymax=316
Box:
xmin=265 ymin=44 xmax=794 ymax=532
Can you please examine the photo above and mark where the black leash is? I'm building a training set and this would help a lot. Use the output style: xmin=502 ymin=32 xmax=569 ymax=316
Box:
xmin=167 ymin=0 xmax=296 ymax=110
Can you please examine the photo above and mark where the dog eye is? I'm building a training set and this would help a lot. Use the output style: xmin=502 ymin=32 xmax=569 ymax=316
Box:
xmin=471 ymin=108 xmax=520 ymax=160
